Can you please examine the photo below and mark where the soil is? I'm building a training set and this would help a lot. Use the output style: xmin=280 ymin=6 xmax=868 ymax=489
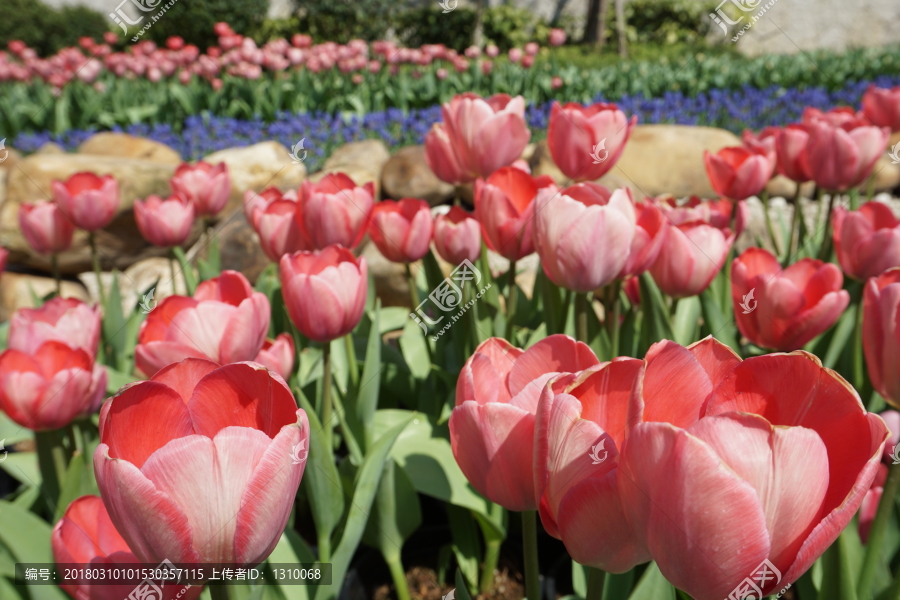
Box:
xmin=373 ymin=566 xmax=524 ymax=600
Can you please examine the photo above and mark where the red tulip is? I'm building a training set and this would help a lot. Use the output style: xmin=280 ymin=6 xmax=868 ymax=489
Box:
xmin=862 ymin=85 xmax=900 ymax=131
xmin=170 ymin=161 xmax=231 ymax=217
xmin=254 ymin=333 xmax=295 ymax=382
xmin=368 ymin=199 xmax=434 ymax=263
xmin=297 ymin=173 xmax=374 ymax=250
xmin=9 ymin=297 xmax=101 ymax=357
xmin=280 ymin=245 xmax=367 ymax=343
xmin=243 ymin=187 xmax=291 ymax=224
xmin=135 ymin=270 xmax=270 ymax=377
xmin=52 ymin=172 xmax=120 ymax=231
xmin=741 ymin=126 xmax=779 ymax=174
xmin=433 ymin=206 xmax=482 ymax=265
xmin=803 ymin=118 xmax=890 ymax=191
xmin=251 ymin=198 xmax=311 ymax=261
xmin=94 ymin=359 xmax=308 ymax=566
xmin=475 ymin=166 xmax=554 ymax=261
xmin=658 ymin=196 xmax=747 ymax=235
xmin=547 ymin=102 xmax=637 ymax=182
xmin=534 ymin=183 xmax=636 ymax=292
xmin=732 ymin=247 xmax=849 ymax=350
xmin=549 ymin=28 xmax=567 ymax=46
xmin=134 ymin=194 xmax=195 ymax=248
xmin=19 ymin=201 xmax=75 ymax=255
xmin=534 ymin=359 xmax=651 ymax=572
xmin=832 ymin=202 xmax=900 ymax=280
xmin=803 ymin=106 xmax=866 ymax=128
xmin=863 ymin=268 xmax=900 ymax=407
xmin=703 ymin=146 xmax=772 ymax=200
xmin=425 ymin=93 xmax=531 ymax=183
xmin=858 ymin=464 xmax=888 ymax=544
xmin=619 ymin=338 xmax=888 ymax=600
xmin=450 ymin=335 xmax=599 ymax=511
xmin=775 ymin=124 xmax=812 ymax=183
xmin=0 ymin=341 xmax=98 ymax=430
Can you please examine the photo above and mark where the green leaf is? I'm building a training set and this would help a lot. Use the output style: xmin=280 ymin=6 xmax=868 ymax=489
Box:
xmin=0 ymin=501 xmax=71 ymax=600
xmin=603 ymin=568 xmax=636 ymax=600
xmin=822 ymin=303 xmax=857 ymax=369
xmin=105 ymin=367 xmax=138 ymax=395
xmin=818 ymin=528 xmax=860 ymax=600
xmin=454 ymin=568 xmax=475 ymax=600
xmin=267 ymin=530 xmax=315 ymax=600
xmin=102 ymin=273 xmax=129 ymax=370
xmin=699 ymin=287 xmax=740 ymax=353
xmin=53 ymin=449 xmax=97 ymax=521
xmin=572 ymin=561 xmax=588 ymax=598
xmin=329 ymin=337 xmax=349 ymax=397
xmin=638 ymin=273 xmax=674 ymax=351
xmin=361 ymin=458 xmax=422 ymax=563
xmin=400 ymin=317 xmax=431 ymax=380
xmin=447 ymin=505 xmax=480 ymax=592
xmin=172 ymin=247 xmax=198 ymax=295
xmin=354 ymin=303 xmax=382 ymax=452
xmin=628 ymin=562 xmax=675 ymax=600
xmin=671 ymin=296 xmax=701 ymax=346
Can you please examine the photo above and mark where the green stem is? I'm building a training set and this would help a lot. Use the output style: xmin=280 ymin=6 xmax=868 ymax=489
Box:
xmin=318 ymin=531 xmax=332 ymax=564
xmin=465 ymin=283 xmax=480 ymax=356
xmin=169 ymin=248 xmax=178 ymax=294
xmin=787 ymin=181 xmax=803 ymax=263
xmin=35 ymin=430 xmax=68 ymax=511
xmin=849 ymin=187 xmax=860 ymax=211
xmin=405 ymin=263 xmax=420 ymax=309
xmin=480 ymin=538 xmax=501 ymax=593
xmin=608 ymin=281 xmax=621 ymax=359
xmin=521 ymin=510 xmax=540 ymax=600
xmin=574 ymin=292 xmax=589 ymax=344
xmin=852 ymin=284 xmax=866 ymax=393
xmin=321 ymin=343 xmax=333 ymax=455
xmin=386 ymin=552 xmax=411 ymax=600
xmin=506 ymin=259 xmax=518 ymax=340
xmin=817 ymin=191 xmax=835 ymax=261
xmin=760 ymin=190 xmax=782 ymax=257
xmin=51 ymin=254 xmax=61 ymax=297
xmin=585 ymin=567 xmax=606 ymax=600
xmin=89 ymin=232 xmax=106 ymax=307
xmin=857 ymin=460 xmax=900 ymax=599
xmin=867 ymin=176 xmax=876 ymax=202
xmin=889 ymin=562 xmax=900 ymax=600
xmin=208 ymin=582 xmax=231 ymax=600
xmin=344 ymin=334 xmax=359 ymax=388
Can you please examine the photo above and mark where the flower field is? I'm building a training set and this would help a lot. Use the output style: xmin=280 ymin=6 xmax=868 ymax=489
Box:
xmin=2 ymin=13 xmax=900 ymax=600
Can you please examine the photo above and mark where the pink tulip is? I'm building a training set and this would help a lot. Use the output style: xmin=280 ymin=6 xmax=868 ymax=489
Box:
xmin=425 ymin=93 xmax=531 ymax=183
xmin=804 ymin=119 xmax=890 ymax=191
xmin=94 ymin=359 xmax=309 ymax=567
xmin=254 ymin=333 xmax=295 ymax=381
xmin=508 ymin=48 xmax=523 ymax=63
xmin=450 ymin=335 xmax=599 ymax=511
xmin=243 ymin=187 xmax=290 ymax=223
xmin=280 ymin=245 xmax=367 ymax=343
xmin=863 ymin=268 xmax=900 ymax=408
xmin=135 ymin=270 xmax=270 ymax=377
xmin=52 ymin=172 xmax=120 ymax=231
xmin=297 ymin=173 xmax=374 ymax=250
xmin=169 ymin=161 xmax=231 ymax=217
xmin=252 ymin=198 xmax=311 ymax=261
xmin=534 ymin=359 xmax=651 ymax=572
xmin=703 ymin=146 xmax=772 ymax=200
xmin=433 ymin=206 xmax=482 ymax=265
xmin=862 ymin=85 xmax=900 ymax=131
xmin=880 ymin=410 xmax=900 ymax=462
xmin=832 ymin=202 xmax=900 ymax=281
xmin=134 ymin=194 xmax=195 ymax=248
xmin=775 ymin=124 xmax=812 ymax=183
xmin=741 ymin=126 xmax=779 ymax=174
xmin=0 ymin=341 xmax=97 ymax=430
xmin=368 ymin=199 xmax=434 ymax=263
xmin=534 ymin=183 xmax=636 ymax=292
xmin=475 ymin=166 xmax=555 ymax=261
xmin=549 ymin=28 xmax=567 ymax=46
xmin=19 ymin=201 xmax=75 ymax=255
xmin=621 ymin=199 xmax=668 ymax=277
xmin=9 ymin=297 xmax=101 ymax=357
xmin=486 ymin=44 xmax=499 ymax=58
xmin=858 ymin=463 xmax=888 ymax=543
xmin=547 ymin=102 xmax=637 ymax=182
xmin=732 ymin=247 xmax=849 ymax=350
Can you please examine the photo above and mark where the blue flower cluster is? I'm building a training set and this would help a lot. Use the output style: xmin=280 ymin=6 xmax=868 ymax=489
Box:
xmin=13 ymin=76 xmax=900 ymax=168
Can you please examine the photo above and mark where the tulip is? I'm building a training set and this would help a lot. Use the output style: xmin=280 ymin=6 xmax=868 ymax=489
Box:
xmin=621 ymin=199 xmax=668 ymax=277
xmin=658 ymin=195 xmax=747 ymax=235
xmin=280 ymin=245 xmax=367 ymax=343
xmin=368 ymin=199 xmax=434 ymax=263
xmin=858 ymin=464 xmax=888 ymax=544
xmin=533 ymin=359 xmax=651 ymax=572
xmin=94 ymin=359 xmax=309 ymax=566
xmin=0 ymin=247 xmax=6 ymax=274
xmin=863 ymin=268 xmax=900 ymax=407
xmin=832 ymin=202 xmax=900 ymax=281
xmin=547 ymin=102 xmax=637 ymax=182
xmin=703 ymin=146 xmax=772 ymax=200
xmin=881 ymin=410 xmax=900 ymax=463
xmin=741 ymin=126 xmax=779 ymax=174
xmin=9 ymin=297 xmax=101 ymax=357
xmin=297 ymin=173 xmax=374 ymax=250
xmin=619 ymin=338 xmax=888 ymax=600
xmin=775 ymin=124 xmax=812 ymax=183
xmin=549 ymin=28 xmax=567 ymax=46
xmin=803 ymin=106 xmax=866 ymax=128
xmin=254 ymin=333 xmax=295 ymax=381
xmin=475 ymin=166 xmax=554 ymax=261
xmin=0 ymin=341 xmax=97 ymax=430
xmin=135 ymin=270 xmax=270 ymax=377
xmin=862 ymin=85 xmax=900 ymax=131
xmin=732 ymin=247 xmax=849 ymax=350
xmin=450 ymin=335 xmax=599 ymax=511
xmin=252 ymin=198 xmax=311 ymax=261
xmin=134 ymin=194 xmax=195 ymax=248
xmin=19 ymin=201 xmax=75 ymax=255
xmin=425 ymin=93 xmax=531 ymax=184
xmin=52 ymin=172 xmax=120 ymax=231
xmin=534 ymin=183 xmax=636 ymax=292
xmin=433 ymin=206 xmax=482 ymax=265
xmin=243 ymin=187 xmax=292 ymax=224
xmin=169 ymin=161 xmax=231 ymax=217
xmin=804 ymin=119 xmax=890 ymax=191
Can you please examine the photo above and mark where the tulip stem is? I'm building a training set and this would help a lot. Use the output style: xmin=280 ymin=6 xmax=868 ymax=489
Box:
xmin=585 ymin=567 xmax=606 ymax=600
xmin=208 ymin=583 xmax=231 ymax=600
xmin=51 ymin=254 xmax=61 ymax=297
xmin=858 ymin=460 xmax=900 ymax=599
xmin=760 ymin=190 xmax=782 ymax=258
xmin=169 ymin=248 xmax=178 ymax=294
xmin=575 ymin=293 xmax=589 ymax=344
xmin=817 ymin=191 xmax=835 ymax=261
xmin=786 ymin=181 xmax=803 ymax=263
xmin=607 ymin=281 xmax=621 ymax=359
xmin=405 ymin=263 xmax=420 ymax=309
xmin=345 ymin=334 xmax=359 ymax=388
xmin=321 ymin=343 xmax=333 ymax=455
xmin=521 ymin=510 xmax=540 ymax=600
xmin=35 ymin=430 xmax=68 ymax=512
xmin=386 ymin=552 xmax=412 ymax=600
xmin=506 ymin=260 xmax=518 ymax=340
xmin=88 ymin=232 xmax=106 ymax=307
xmin=480 ymin=537 xmax=501 ymax=592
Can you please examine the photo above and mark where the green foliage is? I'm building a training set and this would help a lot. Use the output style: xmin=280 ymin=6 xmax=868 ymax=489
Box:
xmin=0 ymin=0 xmax=109 ymax=57
xmin=393 ymin=7 xmax=477 ymax=51
xmin=296 ymin=0 xmax=404 ymax=43
xmin=621 ymin=0 xmax=720 ymax=45
xmin=142 ymin=0 xmax=270 ymax=49
xmin=482 ymin=5 xmax=550 ymax=51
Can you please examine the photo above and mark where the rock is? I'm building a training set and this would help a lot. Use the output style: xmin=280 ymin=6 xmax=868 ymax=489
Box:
xmin=0 ymin=144 xmax=21 ymax=172
xmin=873 ymin=155 xmax=900 ymax=192
xmin=0 ymin=272 xmax=89 ymax=322
xmin=323 ymin=140 xmax=390 ymax=175
xmin=78 ymin=133 xmax=182 ymax=164
xmin=204 ymin=214 xmax=270 ymax=285
xmin=204 ymin=142 xmax=307 ymax=218
xmin=530 ymin=140 xmax=565 ymax=183
xmin=309 ymin=166 xmax=380 ymax=198
xmin=361 ymin=241 xmax=410 ymax=307
xmin=36 ymin=142 xmax=66 ymax=155
xmin=891 ymin=131 xmax=900 ymax=150
xmin=381 ymin=146 xmax=455 ymax=206
xmin=765 ymin=175 xmax=815 ymax=200
xmin=78 ymin=257 xmax=190 ymax=314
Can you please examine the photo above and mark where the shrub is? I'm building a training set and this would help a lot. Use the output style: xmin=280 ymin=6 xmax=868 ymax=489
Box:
xmin=144 ymin=0 xmax=270 ymax=49
xmin=295 ymin=0 xmax=404 ymax=43
xmin=393 ymin=7 xmax=476 ymax=51
xmin=0 ymin=0 xmax=108 ymax=56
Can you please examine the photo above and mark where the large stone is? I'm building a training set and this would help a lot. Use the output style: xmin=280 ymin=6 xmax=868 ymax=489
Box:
xmin=0 ymin=153 xmax=200 ymax=273
xmin=0 ymin=144 xmax=21 ymax=172
xmin=873 ymin=155 xmax=900 ymax=192
xmin=35 ymin=142 xmax=66 ymax=155
xmin=324 ymin=139 xmax=391 ymax=175
xmin=381 ymin=145 xmax=455 ymax=206
xmin=0 ymin=272 xmax=89 ymax=322
xmin=765 ymin=175 xmax=815 ymax=200
xmin=204 ymin=142 xmax=307 ymax=218
xmin=78 ymin=133 xmax=182 ymax=164
xmin=206 ymin=214 xmax=270 ymax=285
xmin=361 ymin=240 xmax=410 ymax=307
xmin=78 ymin=257 xmax=190 ymax=315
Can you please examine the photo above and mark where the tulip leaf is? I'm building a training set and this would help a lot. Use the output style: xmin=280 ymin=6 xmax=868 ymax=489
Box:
xmin=329 ymin=337 xmax=349 ymax=396
xmin=361 ymin=457 xmax=422 ymax=577
xmin=355 ymin=302 xmax=382 ymax=452
xmin=53 ymin=449 xmax=97 ymax=522
xmin=102 ymin=273 xmax=129 ymax=371
xmin=672 ymin=296 xmax=701 ymax=346
xmin=0 ymin=501 xmax=67 ymax=600
xmin=105 ymin=367 xmax=137 ymax=395
xmin=400 ymin=318 xmax=431 ymax=380
xmin=572 ymin=561 xmax=588 ymax=597
xmin=447 ymin=504 xmax=481 ymax=592
xmin=628 ymin=562 xmax=675 ymax=600
xmin=818 ymin=528 xmax=859 ymax=600
xmin=603 ymin=568 xmax=636 ymax=600
xmin=378 ymin=307 xmax=411 ymax=334
xmin=0 ymin=576 xmax=25 ymax=600
xmin=699 ymin=287 xmax=739 ymax=353
xmin=638 ymin=273 xmax=674 ymax=351
xmin=455 ymin=568 xmax=475 ymax=600
xmin=821 ymin=303 xmax=856 ymax=369
xmin=267 ymin=531 xmax=314 ymax=600
xmin=537 ymin=268 xmax=565 ymax=336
